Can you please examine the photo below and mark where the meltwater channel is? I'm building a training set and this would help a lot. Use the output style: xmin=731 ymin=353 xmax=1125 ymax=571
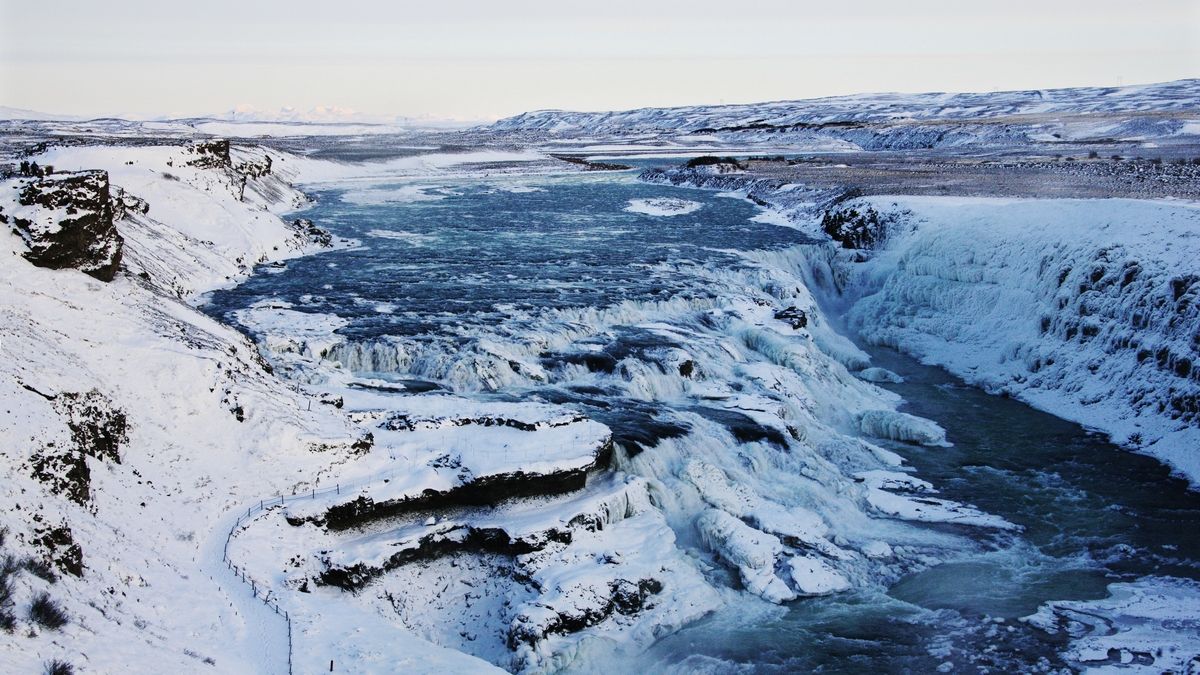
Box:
xmin=203 ymin=168 xmax=1200 ymax=673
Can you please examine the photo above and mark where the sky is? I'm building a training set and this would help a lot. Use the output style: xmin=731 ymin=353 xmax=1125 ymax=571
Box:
xmin=1 ymin=0 xmax=1197 ymax=121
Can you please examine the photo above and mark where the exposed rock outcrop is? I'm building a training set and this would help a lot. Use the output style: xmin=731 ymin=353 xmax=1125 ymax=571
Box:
xmin=5 ymin=170 xmax=124 ymax=281
xmin=290 ymin=218 xmax=332 ymax=247
xmin=187 ymin=139 xmax=232 ymax=169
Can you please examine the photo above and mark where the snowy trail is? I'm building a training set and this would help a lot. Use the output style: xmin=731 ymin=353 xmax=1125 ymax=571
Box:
xmin=202 ymin=500 xmax=293 ymax=675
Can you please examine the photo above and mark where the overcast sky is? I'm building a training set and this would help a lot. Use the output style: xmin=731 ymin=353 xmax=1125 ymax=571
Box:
xmin=1 ymin=0 xmax=1197 ymax=120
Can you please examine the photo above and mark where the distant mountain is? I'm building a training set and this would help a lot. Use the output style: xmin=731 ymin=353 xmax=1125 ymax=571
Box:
xmin=488 ymin=79 xmax=1200 ymax=135
xmin=0 ymin=105 xmax=88 ymax=121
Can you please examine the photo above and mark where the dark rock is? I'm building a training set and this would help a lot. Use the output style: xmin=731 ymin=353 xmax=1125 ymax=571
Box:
xmin=31 ymin=524 xmax=82 ymax=577
xmin=317 ymin=525 xmax=548 ymax=591
xmin=28 ymin=390 xmax=127 ymax=505
xmin=291 ymin=218 xmax=332 ymax=247
xmin=820 ymin=204 xmax=890 ymax=250
xmin=508 ymin=577 xmax=663 ymax=648
xmin=550 ymin=154 xmax=631 ymax=171
xmin=187 ymin=139 xmax=231 ymax=169
xmin=774 ymin=306 xmax=808 ymax=329
xmin=313 ymin=455 xmax=600 ymax=531
xmin=11 ymin=171 xmax=123 ymax=281
xmin=56 ymin=390 xmax=127 ymax=465
xmin=684 ymin=155 xmax=744 ymax=171
xmin=30 ymin=447 xmax=91 ymax=506
xmin=109 ymin=186 xmax=149 ymax=220
xmin=234 ymin=153 xmax=272 ymax=178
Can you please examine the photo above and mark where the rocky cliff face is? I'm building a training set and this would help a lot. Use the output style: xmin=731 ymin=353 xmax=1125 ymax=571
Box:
xmin=1 ymin=170 xmax=124 ymax=281
xmin=186 ymin=139 xmax=232 ymax=169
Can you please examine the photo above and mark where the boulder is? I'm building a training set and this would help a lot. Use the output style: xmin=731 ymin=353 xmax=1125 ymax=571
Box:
xmin=774 ymin=306 xmax=808 ymax=329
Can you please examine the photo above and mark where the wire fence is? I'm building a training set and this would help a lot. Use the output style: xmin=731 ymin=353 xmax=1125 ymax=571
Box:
xmin=218 ymin=436 xmax=509 ymax=674
xmin=218 ymin=464 xmax=403 ymax=675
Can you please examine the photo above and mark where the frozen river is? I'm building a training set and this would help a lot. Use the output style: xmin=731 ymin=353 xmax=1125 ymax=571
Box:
xmin=205 ymin=168 xmax=1200 ymax=672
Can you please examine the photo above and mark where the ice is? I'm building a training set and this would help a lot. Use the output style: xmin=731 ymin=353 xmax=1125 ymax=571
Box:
xmin=341 ymin=184 xmax=448 ymax=205
xmin=624 ymin=198 xmax=703 ymax=216
xmin=858 ymin=367 xmax=904 ymax=383
xmin=1026 ymin=576 xmax=1200 ymax=673
xmin=858 ymin=409 xmax=950 ymax=446
xmin=695 ymin=509 xmax=796 ymax=603
xmin=787 ymin=555 xmax=851 ymax=595
xmin=837 ymin=196 xmax=1200 ymax=484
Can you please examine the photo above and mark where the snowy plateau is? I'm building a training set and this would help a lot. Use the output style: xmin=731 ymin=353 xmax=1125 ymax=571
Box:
xmin=0 ymin=79 xmax=1198 ymax=674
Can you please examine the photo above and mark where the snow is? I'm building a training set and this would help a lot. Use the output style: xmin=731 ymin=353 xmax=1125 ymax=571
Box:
xmin=858 ymin=367 xmax=904 ymax=384
xmin=856 ymin=471 xmax=1018 ymax=530
xmin=858 ymin=409 xmax=950 ymax=446
xmin=287 ymin=149 xmax=550 ymax=185
xmin=4 ymin=129 xmax=1132 ymax=672
xmin=623 ymin=198 xmax=703 ymax=216
xmin=1026 ymin=576 xmax=1200 ymax=673
xmin=787 ymin=555 xmax=851 ymax=595
xmin=0 ymin=141 xmax=576 ymax=673
xmin=835 ymin=196 xmax=1200 ymax=484
xmin=340 ymin=184 xmax=449 ymax=205
xmin=696 ymin=509 xmax=796 ymax=603
xmin=0 ymin=145 xmax=365 ymax=673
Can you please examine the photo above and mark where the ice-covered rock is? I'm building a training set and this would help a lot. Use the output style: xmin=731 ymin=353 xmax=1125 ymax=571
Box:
xmin=695 ymin=509 xmax=795 ymax=603
xmin=858 ymin=409 xmax=949 ymax=446
xmin=787 ymin=555 xmax=850 ymax=595
xmin=624 ymin=197 xmax=702 ymax=216
xmin=858 ymin=367 xmax=904 ymax=383
xmin=839 ymin=196 xmax=1200 ymax=484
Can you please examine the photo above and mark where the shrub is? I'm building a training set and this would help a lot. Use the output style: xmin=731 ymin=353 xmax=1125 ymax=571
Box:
xmin=23 ymin=557 xmax=58 ymax=583
xmin=28 ymin=592 xmax=68 ymax=630
xmin=43 ymin=660 xmax=74 ymax=675
xmin=0 ymin=608 xmax=14 ymax=633
xmin=1087 ymin=151 xmax=1099 ymax=159
xmin=0 ymin=576 xmax=12 ymax=606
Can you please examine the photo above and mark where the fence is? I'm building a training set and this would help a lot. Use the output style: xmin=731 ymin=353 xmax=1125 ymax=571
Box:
xmin=217 ymin=465 xmax=399 ymax=675
xmin=216 ymin=443 xmax=577 ymax=673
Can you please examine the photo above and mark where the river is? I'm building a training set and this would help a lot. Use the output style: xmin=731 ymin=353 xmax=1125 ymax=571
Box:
xmin=204 ymin=166 xmax=1200 ymax=673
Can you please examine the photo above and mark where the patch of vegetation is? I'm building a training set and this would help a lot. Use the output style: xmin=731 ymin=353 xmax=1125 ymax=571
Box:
xmin=28 ymin=592 xmax=68 ymax=630
xmin=43 ymin=659 xmax=75 ymax=675
xmin=23 ymin=557 xmax=59 ymax=583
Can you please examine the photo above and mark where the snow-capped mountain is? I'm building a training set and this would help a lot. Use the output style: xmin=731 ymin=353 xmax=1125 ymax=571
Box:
xmin=489 ymin=79 xmax=1200 ymax=135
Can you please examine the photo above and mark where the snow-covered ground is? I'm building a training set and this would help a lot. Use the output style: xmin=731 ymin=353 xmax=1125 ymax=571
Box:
xmin=0 ymin=142 xmax=364 ymax=673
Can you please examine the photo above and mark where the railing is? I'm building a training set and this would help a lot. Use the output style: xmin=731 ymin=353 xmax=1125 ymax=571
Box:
xmin=216 ymin=449 xmax=501 ymax=674
xmin=217 ymin=467 xmax=398 ymax=675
